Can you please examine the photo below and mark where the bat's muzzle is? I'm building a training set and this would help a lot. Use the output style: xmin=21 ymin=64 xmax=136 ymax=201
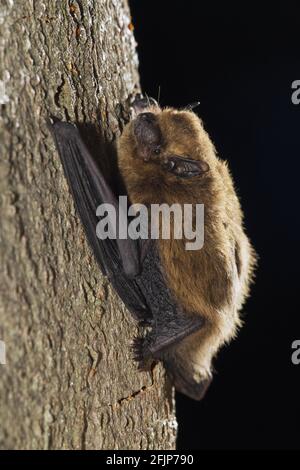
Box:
xmin=133 ymin=112 xmax=163 ymax=161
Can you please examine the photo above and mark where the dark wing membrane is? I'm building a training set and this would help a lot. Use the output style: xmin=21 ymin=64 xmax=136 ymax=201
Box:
xmin=49 ymin=120 xmax=149 ymax=318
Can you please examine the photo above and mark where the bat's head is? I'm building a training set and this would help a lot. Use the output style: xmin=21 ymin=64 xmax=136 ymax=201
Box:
xmin=119 ymin=95 xmax=216 ymax=180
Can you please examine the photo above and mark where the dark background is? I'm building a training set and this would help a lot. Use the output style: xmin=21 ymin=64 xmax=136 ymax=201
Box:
xmin=130 ymin=1 xmax=300 ymax=450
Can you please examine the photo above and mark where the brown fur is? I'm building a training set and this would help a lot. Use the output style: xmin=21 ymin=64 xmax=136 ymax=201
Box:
xmin=117 ymin=106 xmax=257 ymax=383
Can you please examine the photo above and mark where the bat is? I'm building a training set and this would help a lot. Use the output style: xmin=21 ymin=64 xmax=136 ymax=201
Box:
xmin=49 ymin=95 xmax=256 ymax=400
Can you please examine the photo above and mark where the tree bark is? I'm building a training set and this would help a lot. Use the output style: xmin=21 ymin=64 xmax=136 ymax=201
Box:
xmin=0 ymin=0 xmax=176 ymax=450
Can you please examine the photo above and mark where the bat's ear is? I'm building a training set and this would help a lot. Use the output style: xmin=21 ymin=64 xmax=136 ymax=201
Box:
xmin=196 ymin=160 xmax=210 ymax=174
xmin=162 ymin=155 xmax=209 ymax=179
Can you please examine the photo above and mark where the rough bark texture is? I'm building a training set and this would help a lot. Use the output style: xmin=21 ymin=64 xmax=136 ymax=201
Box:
xmin=0 ymin=0 xmax=177 ymax=450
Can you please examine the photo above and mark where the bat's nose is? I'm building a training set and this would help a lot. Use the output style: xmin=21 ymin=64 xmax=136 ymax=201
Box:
xmin=133 ymin=112 xmax=163 ymax=161
xmin=133 ymin=112 xmax=160 ymax=143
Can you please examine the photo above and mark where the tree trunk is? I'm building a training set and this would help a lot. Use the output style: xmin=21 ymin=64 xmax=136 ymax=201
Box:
xmin=0 ymin=0 xmax=176 ymax=450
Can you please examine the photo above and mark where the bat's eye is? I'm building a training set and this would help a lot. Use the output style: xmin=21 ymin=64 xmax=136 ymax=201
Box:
xmin=154 ymin=146 xmax=161 ymax=155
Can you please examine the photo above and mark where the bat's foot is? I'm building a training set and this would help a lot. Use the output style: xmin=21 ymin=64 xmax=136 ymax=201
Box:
xmin=131 ymin=94 xmax=159 ymax=116
xmin=131 ymin=336 xmax=153 ymax=371
xmin=131 ymin=307 xmax=154 ymax=327
xmin=138 ymin=317 xmax=154 ymax=328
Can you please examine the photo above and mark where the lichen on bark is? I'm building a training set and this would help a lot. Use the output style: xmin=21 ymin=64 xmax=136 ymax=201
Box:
xmin=0 ymin=0 xmax=177 ymax=450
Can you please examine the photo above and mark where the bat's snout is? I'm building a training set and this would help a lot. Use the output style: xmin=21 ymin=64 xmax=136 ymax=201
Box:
xmin=133 ymin=112 xmax=163 ymax=162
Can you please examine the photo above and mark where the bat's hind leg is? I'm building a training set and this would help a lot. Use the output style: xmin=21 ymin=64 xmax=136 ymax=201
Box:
xmin=131 ymin=242 xmax=205 ymax=370
xmin=131 ymin=308 xmax=154 ymax=327
xmin=132 ymin=312 xmax=205 ymax=370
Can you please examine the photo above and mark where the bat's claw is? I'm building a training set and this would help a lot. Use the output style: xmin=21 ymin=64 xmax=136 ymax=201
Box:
xmin=131 ymin=336 xmax=153 ymax=371
xmin=138 ymin=317 xmax=154 ymax=328
xmin=131 ymin=94 xmax=159 ymax=116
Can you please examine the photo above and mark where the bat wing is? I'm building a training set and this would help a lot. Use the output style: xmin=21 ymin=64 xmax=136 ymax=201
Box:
xmin=49 ymin=120 xmax=150 ymax=320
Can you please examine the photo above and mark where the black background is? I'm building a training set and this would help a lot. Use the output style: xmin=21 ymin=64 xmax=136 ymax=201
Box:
xmin=130 ymin=1 xmax=300 ymax=450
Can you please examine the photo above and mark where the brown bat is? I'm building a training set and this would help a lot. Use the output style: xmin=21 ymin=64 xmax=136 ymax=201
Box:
xmin=49 ymin=95 xmax=256 ymax=400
